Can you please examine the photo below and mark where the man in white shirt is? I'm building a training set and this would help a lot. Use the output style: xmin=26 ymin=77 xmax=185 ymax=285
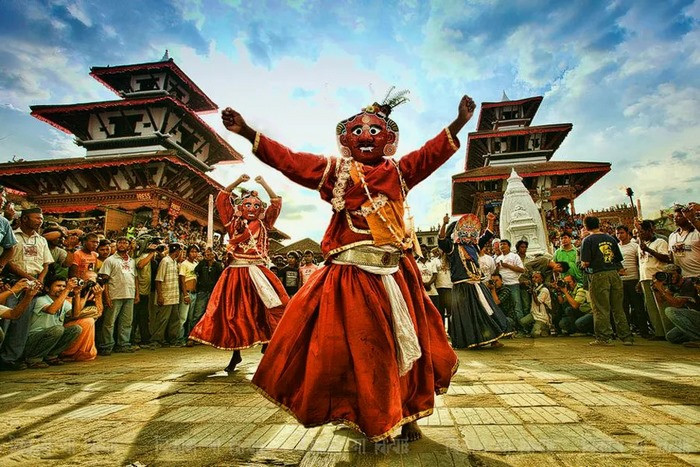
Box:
xmin=0 ymin=207 xmax=53 ymax=371
xmin=616 ymin=225 xmax=650 ymax=337
xmin=668 ymin=206 xmax=700 ymax=278
xmin=520 ymin=272 xmax=552 ymax=337
xmin=496 ymin=239 xmax=526 ymax=323
xmin=98 ymin=237 xmax=139 ymax=355
xmin=637 ymin=220 xmax=672 ymax=338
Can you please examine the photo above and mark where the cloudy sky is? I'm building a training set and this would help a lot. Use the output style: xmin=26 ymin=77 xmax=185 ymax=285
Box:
xmin=0 ymin=0 xmax=698 ymax=242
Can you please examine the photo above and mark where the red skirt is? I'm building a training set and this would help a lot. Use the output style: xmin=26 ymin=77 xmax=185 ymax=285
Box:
xmin=189 ymin=266 xmax=289 ymax=350
xmin=251 ymin=255 xmax=459 ymax=442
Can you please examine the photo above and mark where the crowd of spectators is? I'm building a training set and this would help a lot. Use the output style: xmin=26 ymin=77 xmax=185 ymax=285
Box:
xmin=0 ymin=189 xmax=326 ymax=370
xmin=1 ymin=183 xmax=697 ymax=371
xmin=418 ymin=203 xmax=700 ymax=347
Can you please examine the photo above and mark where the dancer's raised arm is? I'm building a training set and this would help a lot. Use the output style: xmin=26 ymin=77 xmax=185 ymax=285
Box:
xmin=224 ymin=173 xmax=250 ymax=193
xmin=222 ymin=108 xmax=329 ymax=191
xmin=255 ymin=175 xmax=278 ymax=199
xmin=398 ymin=95 xmax=476 ymax=189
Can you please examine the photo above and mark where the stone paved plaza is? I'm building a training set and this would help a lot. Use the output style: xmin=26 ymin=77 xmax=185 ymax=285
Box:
xmin=1 ymin=338 xmax=699 ymax=466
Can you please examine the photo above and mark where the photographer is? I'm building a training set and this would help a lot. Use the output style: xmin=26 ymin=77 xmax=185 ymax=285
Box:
xmin=487 ymin=273 xmax=516 ymax=330
xmin=557 ymin=275 xmax=594 ymax=335
xmin=24 ymin=276 xmax=83 ymax=368
xmin=60 ymin=271 xmax=104 ymax=362
xmin=651 ymin=264 xmax=700 ymax=345
xmin=1 ymin=207 xmax=53 ymax=371
xmin=519 ymin=271 xmax=552 ymax=338
xmin=0 ymin=279 xmax=42 ymax=347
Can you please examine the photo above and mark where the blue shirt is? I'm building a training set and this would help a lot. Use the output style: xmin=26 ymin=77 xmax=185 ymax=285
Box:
xmin=0 ymin=215 xmax=17 ymax=251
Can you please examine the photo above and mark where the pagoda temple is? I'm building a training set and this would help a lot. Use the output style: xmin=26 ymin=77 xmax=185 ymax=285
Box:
xmin=451 ymin=94 xmax=611 ymax=218
xmin=0 ymin=55 xmax=243 ymax=233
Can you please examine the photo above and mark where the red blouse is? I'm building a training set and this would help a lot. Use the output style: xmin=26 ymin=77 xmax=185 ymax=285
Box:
xmin=253 ymin=128 xmax=459 ymax=258
xmin=216 ymin=190 xmax=282 ymax=261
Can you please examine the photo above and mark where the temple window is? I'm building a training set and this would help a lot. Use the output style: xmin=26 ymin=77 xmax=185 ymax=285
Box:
xmin=108 ymin=114 xmax=143 ymax=137
xmin=136 ymin=77 xmax=159 ymax=91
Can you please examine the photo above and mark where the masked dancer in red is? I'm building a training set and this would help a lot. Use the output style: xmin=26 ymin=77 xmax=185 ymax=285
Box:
xmin=189 ymin=174 xmax=289 ymax=372
xmin=221 ymin=91 xmax=475 ymax=442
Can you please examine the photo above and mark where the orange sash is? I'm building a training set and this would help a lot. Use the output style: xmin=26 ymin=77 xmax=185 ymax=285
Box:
xmin=349 ymin=163 xmax=406 ymax=247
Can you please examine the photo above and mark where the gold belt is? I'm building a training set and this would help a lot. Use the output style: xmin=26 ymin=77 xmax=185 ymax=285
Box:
xmin=229 ymin=259 xmax=266 ymax=266
xmin=334 ymin=246 xmax=402 ymax=268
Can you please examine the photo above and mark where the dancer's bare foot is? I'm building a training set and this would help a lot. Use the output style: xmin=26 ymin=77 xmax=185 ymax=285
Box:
xmin=399 ymin=422 xmax=423 ymax=442
xmin=491 ymin=340 xmax=504 ymax=348
xmin=225 ymin=351 xmax=242 ymax=373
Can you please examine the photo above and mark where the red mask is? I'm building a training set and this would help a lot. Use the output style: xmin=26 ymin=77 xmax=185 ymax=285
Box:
xmin=235 ymin=192 xmax=265 ymax=221
xmin=337 ymin=107 xmax=398 ymax=164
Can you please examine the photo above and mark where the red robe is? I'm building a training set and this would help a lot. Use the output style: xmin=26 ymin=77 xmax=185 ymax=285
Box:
xmin=189 ymin=192 xmax=289 ymax=350
xmin=251 ymin=128 xmax=460 ymax=441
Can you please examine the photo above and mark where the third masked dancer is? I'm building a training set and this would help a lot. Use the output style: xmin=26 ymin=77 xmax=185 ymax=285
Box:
xmin=438 ymin=213 xmax=513 ymax=348
xmin=189 ymin=174 xmax=289 ymax=372
xmin=221 ymin=91 xmax=475 ymax=442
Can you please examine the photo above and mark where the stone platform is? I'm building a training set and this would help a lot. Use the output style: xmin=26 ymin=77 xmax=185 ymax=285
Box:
xmin=0 ymin=338 xmax=698 ymax=466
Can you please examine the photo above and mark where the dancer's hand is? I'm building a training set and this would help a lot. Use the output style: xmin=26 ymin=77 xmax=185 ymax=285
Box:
xmin=457 ymin=95 xmax=476 ymax=124
xmin=443 ymin=213 xmax=450 ymax=225
xmin=222 ymin=107 xmax=247 ymax=134
xmin=255 ymin=175 xmax=264 ymax=184
xmin=239 ymin=174 xmax=250 ymax=183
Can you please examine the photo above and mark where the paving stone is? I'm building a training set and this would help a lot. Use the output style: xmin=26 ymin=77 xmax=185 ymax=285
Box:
xmin=498 ymin=394 xmax=558 ymax=407
xmin=654 ymin=405 xmax=700 ymax=423
xmin=526 ymin=424 xmax=627 ymax=452
xmin=530 ymin=371 xmax=578 ymax=381
xmin=459 ymin=424 xmax=545 ymax=452
xmin=512 ymin=407 xmax=580 ymax=424
xmin=417 ymin=408 xmax=453 ymax=426
xmin=568 ymin=392 xmax=640 ymax=406
xmin=486 ymin=383 xmax=542 ymax=394
xmin=629 ymin=425 xmax=700 ymax=453
xmin=155 ymin=405 xmax=278 ymax=423
xmin=61 ymin=403 xmax=128 ymax=419
xmin=450 ymin=407 xmax=520 ymax=425
xmin=446 ymin=384 xmax=489 ymax=395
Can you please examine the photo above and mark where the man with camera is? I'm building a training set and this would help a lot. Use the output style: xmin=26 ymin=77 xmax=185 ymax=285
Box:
xmin=651 ymin=264 xmax=700 ymax=345
xmin=0 ymin=207 xmax=53 ymax=371
xmin=24 ymin=276 xmax=84 ymax=368
xmin=557 ymin=275 xmax=594 ymax=335
xmin=487 ymin=273 xmax=516 ymax=330
xmin=668 ymin=204 xmax=699 ymax=279
xmin=580 ymin=216 xmax=633 ymax=345
xmin=0 ymin=279 xmax=42 ymax=348
xmin=519 ymin=271 xmax=552 ymax=338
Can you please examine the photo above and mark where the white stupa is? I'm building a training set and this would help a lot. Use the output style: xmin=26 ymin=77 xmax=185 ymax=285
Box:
xmin=499 ymin=169 xmax=549 ymax=256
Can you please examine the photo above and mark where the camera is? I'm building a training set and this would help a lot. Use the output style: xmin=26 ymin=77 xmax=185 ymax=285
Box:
xmin=0 ymin=274 xmax=22 ymax=287
xmin=487 ymin=279 xmax=495 ymax=287
xmin=653 ymin=271 xmax=670 ymax=283
xmin=79 ymin=275 xmax=109 ymax=298
xmin=556 ymin=279 xmax=566 ymax=289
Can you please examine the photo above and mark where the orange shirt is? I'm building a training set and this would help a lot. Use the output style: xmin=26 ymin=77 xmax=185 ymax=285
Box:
xmin=72 ymin=249 xmax=98 ymax=280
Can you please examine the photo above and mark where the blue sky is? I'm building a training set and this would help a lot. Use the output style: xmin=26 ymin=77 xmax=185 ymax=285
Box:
xmin=0 ymin=0 xmax=698 ymax=242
